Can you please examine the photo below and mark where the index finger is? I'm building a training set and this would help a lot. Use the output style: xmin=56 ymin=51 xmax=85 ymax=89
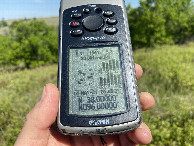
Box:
xmin=135 ymin=63 xmax=143 ymax=80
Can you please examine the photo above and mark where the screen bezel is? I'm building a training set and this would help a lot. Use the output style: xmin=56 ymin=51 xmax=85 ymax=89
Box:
xmin=68 ymin=45 xmax=128 ymax=116
xmin=60 ymin=42 xmax=137 ymax=127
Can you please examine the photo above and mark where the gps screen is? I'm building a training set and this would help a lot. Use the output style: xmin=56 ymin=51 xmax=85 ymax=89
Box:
xmin=69 ymin=46 xmax=127 ymax=115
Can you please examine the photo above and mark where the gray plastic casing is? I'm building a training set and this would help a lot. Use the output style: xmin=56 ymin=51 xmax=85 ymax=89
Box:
xmin=57 ymin=0 xmax=142 ymax=136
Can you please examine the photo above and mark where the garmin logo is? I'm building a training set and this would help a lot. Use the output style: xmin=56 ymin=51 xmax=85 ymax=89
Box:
xmin=81 ymin=36 xmax=106 ymax=41
xmin=88 ymin=5 xmax=96 ymax=7
xmin=89 ymin=119 xmax=110 ymax=126
xmin=72 ymin=10 xmax=78 ymax=13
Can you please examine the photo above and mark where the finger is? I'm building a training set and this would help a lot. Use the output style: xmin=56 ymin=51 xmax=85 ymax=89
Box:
xmin=15 ymin=84 xmax=59 ymax=146
xmin=48 ymin=125 xmax=71 ymax=146
xmin=140 ymin=92 xmax=155 ymax=111
xmin=90 ymin=136 xmax=104 ymax=146
xmin=118 ymin=134 xmax=136 ymax=146
xmin=127 ymin=123 xmax=152 ymax=145
xmin=135 ymin=64 xmax=143 ymax=80
xmin=101 ymin=135 xmax=121 ymax=146
xmin=69 ymin=136 xmax=94 ymax=146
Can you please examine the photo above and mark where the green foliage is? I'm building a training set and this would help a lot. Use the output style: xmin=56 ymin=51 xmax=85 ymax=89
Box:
xmin=162 ymin=0 xmax=194 ymax=44
xmin=134 ymin=43 xmax=194 ymax=145
xmin=143 ymin=107 xmax=194 ymax=145
xmin=0 ymin=36 xmax=12 ymax=65
xmin=134 ymin=43 xmax=194 ymax=94
xmin=0 ymin=19 xmax=8 ymax=27
xmin=0 ymin=65 xmax=57 ymax=146
xmin=0 ymin=19 xmax=58 ymax=69
xmin=9 ymin=19 xmax=58 ymax=68
xmin=127 ymin=0 xmax=194 ymax=48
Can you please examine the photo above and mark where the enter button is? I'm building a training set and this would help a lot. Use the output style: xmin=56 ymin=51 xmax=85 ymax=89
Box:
xmin=104 ymin=26 xmax=118 ymax=35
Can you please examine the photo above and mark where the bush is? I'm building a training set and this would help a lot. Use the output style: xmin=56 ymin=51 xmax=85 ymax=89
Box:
xmin=0 ymin=19 xmax=8 ymax=27
xmin=0 ymin=19 xmax=58 ymax=69
xmin=142 ymin=91 xmax=194 ymax=145
xmin=143 ymin=108 xmax=194 ymax=145
xmin=127 ymin=0 xmax=194 ymax=48
xmin=0 ymin=36 xmax=12 ymax=65
xmin=0 ymin=98 xmax=22 ymax=145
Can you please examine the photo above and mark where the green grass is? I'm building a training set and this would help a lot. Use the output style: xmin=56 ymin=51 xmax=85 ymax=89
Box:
xmin=0 ymin=65 xmax=57 ymax=146
xmin=134 ymin=43 xmax=194 ymax=145
xmin=4 ymin=17 xmax=58 ymax=26
xmin=38 ymin=17 xmax=59 ymax=27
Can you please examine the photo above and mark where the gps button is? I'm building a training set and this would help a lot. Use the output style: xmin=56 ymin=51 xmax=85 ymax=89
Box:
xmin=70 ymin=21 xmax=80 ymax=28
xmin=103 ymin=10 xmax=114 ymax=17
xmin=70 ymin=30 xmax=83 ymax=37
xmin=83 ymin=8 xmax=91 ymax=14
xmin=71 ymin=13 xmax=82 ymax=19
xmin=104 ymin=26 xmax=118 ymax=35
xmin=106 ymin=18 xmax=117 ymax=25
xmin=94 ymin=7 xmax=102 ymax=13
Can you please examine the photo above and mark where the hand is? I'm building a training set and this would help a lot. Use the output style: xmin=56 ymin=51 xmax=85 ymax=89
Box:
xmin=15 ymin=64 xmax=155 ymax=146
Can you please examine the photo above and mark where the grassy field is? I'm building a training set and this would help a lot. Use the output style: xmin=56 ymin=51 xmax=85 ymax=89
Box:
xmin=6 ymin=17 xmax=59 ymax=26
xmin=0 ymin=65 xmax=58 ymax=145
xmin=0 ymin=43 xmax=193 ymax=145
xmin=134 ymin=43 xmax=194 ymax=146
xmin=0 ymin=17 xmax=58 ymax=35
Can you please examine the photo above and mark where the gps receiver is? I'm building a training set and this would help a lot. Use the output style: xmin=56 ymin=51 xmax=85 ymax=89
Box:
xmin=57 ymin=0 xmax=142 ymax=136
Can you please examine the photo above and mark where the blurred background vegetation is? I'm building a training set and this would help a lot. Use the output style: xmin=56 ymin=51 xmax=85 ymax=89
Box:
xmin=0 ymin=0 xmax=193 ymax=145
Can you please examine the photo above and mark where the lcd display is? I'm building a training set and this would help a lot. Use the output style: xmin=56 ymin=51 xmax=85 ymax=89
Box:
xmin=69 ymin=46 xmax=127 ymax=115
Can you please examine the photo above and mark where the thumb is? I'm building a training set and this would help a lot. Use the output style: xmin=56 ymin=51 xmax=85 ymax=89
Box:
xmin=15 ymin=84 xmax=59 ymax=146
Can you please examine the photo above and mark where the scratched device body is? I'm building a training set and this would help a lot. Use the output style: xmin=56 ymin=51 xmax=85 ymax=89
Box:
xmin=57 ymin=0 xmax=142 ymax=136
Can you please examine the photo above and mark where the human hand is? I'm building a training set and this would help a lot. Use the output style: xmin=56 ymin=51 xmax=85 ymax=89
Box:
xmin=14 ymin=64 xmax=155 ymax=146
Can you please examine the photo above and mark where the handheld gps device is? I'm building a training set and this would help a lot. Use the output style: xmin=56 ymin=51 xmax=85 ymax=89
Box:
xmin=57 ymin=0 xmax=142 ymax=136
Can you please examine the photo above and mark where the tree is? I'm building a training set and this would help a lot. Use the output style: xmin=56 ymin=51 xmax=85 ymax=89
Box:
xmin=0 ymin=18 xmax=8 ymax=27
xmin=9 ymin=19 xmax=58 ymax=68
xmin=163 ymin=0 xmax=193 ymax=44
xmin=127 ymin=0 xmax=194 ymax=49
xmin=0 ymin=36 xmax=12 ymax=64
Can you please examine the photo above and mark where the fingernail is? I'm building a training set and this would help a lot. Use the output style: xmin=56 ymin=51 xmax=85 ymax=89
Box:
xmin=138 ymin=127 xmax=152 ymax=136
xmin=138 ymin=124 xmax=151 ymax=134
xmin=41 ymin=86 xmax=46 ymax=101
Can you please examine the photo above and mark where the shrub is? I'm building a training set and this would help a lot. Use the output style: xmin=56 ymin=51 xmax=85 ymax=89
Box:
xmin=0 ymin=19 xmax=8 ymax=27
xmin=9 ymin=19 xmax=58 ymax=68
xmin=0 ymin=36 xmax=12 ymax=65
xmin=127 ymin=0 xmax=194 ymax=48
